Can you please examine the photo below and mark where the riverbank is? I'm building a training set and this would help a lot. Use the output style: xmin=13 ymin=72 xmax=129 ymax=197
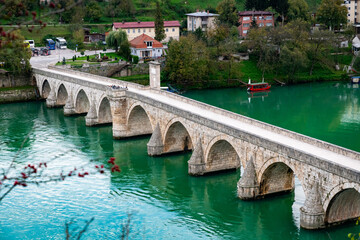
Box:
xmin=0 ymin=86 xmax=39 ymax=104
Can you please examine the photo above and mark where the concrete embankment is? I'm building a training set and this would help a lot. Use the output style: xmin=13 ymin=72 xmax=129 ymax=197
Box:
xmin=0 ymin=87 xmax=39 ymax=104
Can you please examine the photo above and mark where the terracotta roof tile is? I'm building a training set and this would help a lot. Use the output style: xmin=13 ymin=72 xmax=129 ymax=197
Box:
xmin=130 ymin=34 xmax=163 ymax=49
xmin=238 ymin=11 xmax=274 ymax=16
xmin=113 ymin=21 xmax=180 ymax=29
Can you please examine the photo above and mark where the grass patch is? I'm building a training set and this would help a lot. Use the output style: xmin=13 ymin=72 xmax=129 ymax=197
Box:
xmin=4 ymin=26 xmax=71 ymax=47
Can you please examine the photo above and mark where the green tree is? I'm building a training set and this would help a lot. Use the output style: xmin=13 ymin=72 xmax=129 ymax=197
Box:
xmin=307 ymin=30 xmax=335 ymax=75
xmin=106 ymin=30 xmax=130 ymax=54
xmin=272 ymin=0 xmax=289 ymax=25
xmin=193 ymin=27 xmax=205 ymax=41
xmin=280 ymin=45 xmax=308 ymax=81
xmin=155 ymin=1 xmax=166 ymax=42
xmin=288 ymin=0 xmax=309 ymax=21
xmin=85 ymin=0 xmax=102 ymax=23
xmin=245 ymin=0 xmax=270 ymax=10
xmin=317 ymin=0 xmax=347 ymax=30
xmin=246 ymin=27 xmax=278 ymax=78
xmin=73 ymin=29 xmax=85 ymax=49
xmin=0 ymin=31 xmax=31 ymax=74
xmin=216 ymin=0 xmax=239 ymax=26
xmin=165 ymin=35 xmax=210 ymax=87
xmin=106 ymin=0 xmax=135 ymax=18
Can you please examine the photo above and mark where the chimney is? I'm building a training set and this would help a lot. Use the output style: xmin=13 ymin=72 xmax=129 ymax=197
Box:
xmin=138 ymin=21 xmax=140 ymax=24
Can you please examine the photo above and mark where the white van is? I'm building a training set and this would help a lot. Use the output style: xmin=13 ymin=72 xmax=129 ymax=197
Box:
xmin=24 ymin=40 xmax=35 ymax=48
xmin=55 ymin=37 xmax=67 ymax=49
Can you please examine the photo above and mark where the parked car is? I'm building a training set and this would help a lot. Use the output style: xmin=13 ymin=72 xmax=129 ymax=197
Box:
xmin=40 ymin=48 xmax=50 ymax=56
xmin=31 ymin=48 xmax=39 ymax=56
xmin=143 ymin=57 xmax=154 ymax=63
xmin=24 ymin=40 xmax=35 ymax=48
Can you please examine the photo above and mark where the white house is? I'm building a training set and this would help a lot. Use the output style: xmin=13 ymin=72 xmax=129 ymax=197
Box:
xmin=186 ymin=10 xmax=219 ymax=32
xmin=130 ymin=34 xmax=165 ymax=59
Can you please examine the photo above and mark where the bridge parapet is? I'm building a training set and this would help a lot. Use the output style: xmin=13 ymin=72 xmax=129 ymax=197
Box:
xmin=148 ymin=88 xmax=360 ymax=161
xmin=45 ymin=66 xmax=146 ymax=90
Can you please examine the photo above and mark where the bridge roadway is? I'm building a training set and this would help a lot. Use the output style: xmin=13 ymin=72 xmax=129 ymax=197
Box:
xmin=33 ymin=66 xmax=360 ymax=230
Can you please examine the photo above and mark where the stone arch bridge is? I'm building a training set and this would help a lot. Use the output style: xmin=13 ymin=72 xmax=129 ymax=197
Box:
xmin=33 ymin=64 xmax=360 ymax=230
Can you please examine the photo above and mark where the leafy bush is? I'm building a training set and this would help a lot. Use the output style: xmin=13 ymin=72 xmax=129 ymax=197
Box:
xmin=81 ymin=51 xmax=84 ymax=55
xmin=132 ymin=55 xmax=139 ymax=64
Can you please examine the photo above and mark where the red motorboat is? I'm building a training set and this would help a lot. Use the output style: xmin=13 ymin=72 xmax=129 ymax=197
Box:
xmin=247 ymin=79 xmax=271 ymax=92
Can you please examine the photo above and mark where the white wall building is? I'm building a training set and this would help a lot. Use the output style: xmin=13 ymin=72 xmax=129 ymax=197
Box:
xmin=186 ymin=10 xmax=219 ymax=32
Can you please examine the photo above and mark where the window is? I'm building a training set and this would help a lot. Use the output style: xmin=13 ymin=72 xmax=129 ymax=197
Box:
xmin=266 ymin=16 xmax=273 ymax=20
xmin=172 ymin=28 xmax=175 ymax=32
xmin=243 ymin=23 xmax=250 ymax=28
xmin=133 ymin=29 xmax=135 ymax=33
xmin=243 ymin=30 xmax=247 ymax=34
xmin=146 ymin=41 xmax=153 ymax=47
xmin=259 ymin=23 xmax=264 ymax=27
xmin=158 ymin=50 xmax=160 ymax=52
xmin=349 ymin=7 xmax=351 ymax=10
xmin=128 ymin=29 xmax=130 ymax=33
xmin=166 ymin=28 xmax=168 ymax=32
xmin=252 ymin=16 xmax=257 ymax=20
xmin=259 ymin=16 xmax=264 ymax=20
xmin=266 ymin=22 xmax=273 ymax=27
xmin=149 ymin=29 xmax=151 ymax=32
xmin=143 ymin=29 xmax=146 ymax=32
xmin=243 ymin=17 xmax=250 ymax=21
xmin=349 ymin=13 xmax=351 ymax=16
xmin=138 ymin=29 xmax=140 ymax=33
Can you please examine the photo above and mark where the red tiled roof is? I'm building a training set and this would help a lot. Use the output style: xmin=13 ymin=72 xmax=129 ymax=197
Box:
xmin=130 ymin=34 xmax=163 ymax=49
xmin=113 ymin=21 xmax=180 ymax=29
xmin=238 ymin=11 xmax=273 ymax=16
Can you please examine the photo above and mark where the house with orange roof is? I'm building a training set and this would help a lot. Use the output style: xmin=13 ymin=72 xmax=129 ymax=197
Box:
xmin=130 ymin=34 xmax=166 ymax=59
xmin=112 ymin=21 xmax=180 ymax=42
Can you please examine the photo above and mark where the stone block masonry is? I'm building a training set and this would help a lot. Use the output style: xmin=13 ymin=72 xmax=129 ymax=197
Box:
xmin=32 ymin=64 xmax=360 ymax=230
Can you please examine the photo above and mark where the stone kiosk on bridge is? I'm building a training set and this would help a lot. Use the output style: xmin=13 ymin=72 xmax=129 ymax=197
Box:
xmin=33 ymin=63 xmax=360 ymax=230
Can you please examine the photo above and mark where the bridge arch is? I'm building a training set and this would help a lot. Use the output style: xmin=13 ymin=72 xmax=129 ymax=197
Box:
xmin=56 ymin=84 xmax=68 ymax=106
xmin=258 ymin=161 xmax=296 ymax=196
xmin=42 ymin=79 xmax=51 ymax=98
xmin=126 ymin=103 xmax=153 ymax=137
xmin=75 ymin=89 xmax=90 ymax=114
xmin=205 ymin=136 xmax=240 ymax=172
xmin=97 ymin=96 xmax=112 ymax=124
xmin=163 ymin=118 xmax=192 ymax=153
xmin=323 ymin=183 xmax=360 ymax=225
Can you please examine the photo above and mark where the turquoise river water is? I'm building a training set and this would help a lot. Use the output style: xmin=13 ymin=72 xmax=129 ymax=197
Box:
xmin=0 ymin=81 xmax=359 ymax=239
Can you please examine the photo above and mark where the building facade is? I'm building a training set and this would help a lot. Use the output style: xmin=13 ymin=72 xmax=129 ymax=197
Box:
xmin=130 ymin=34 xmax=165 ymax=59
xmin=343 ymin=0 xmax=360 ymax=23
xmin=186 ymin=10 xmax=219 ymax=32
xmin=112 ymin=21 xmax=180 ymax=42
xmin=238 ymin=11 xmax=274 ymax=37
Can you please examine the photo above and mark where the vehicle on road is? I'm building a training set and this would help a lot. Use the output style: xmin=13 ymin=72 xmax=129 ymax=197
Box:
xmin=56 ymin=37 xmax=67 ymax=49
xmin=40 ymin=48 xmax=50 ymax=56
xmin=24 ymin=40 xmax=35 ymax=48
xmin=31 ymin=48 xmax=39 ymax=56
xmin=46 ymin=39 xmax=56 ymax=50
